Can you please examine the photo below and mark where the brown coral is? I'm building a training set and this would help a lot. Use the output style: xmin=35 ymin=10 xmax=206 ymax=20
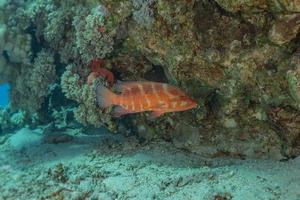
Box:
xmin=269 ymin=14 xmax=300 ymax=45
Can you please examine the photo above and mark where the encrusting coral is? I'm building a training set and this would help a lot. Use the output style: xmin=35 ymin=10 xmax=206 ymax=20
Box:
xmin=73 ymin=5 xmax=115 ymax=64
xmin=287 ymin=51 xmax=300 ymax=109
xmin=10 ymin=50 xmax=56 ymax=114
xmin=61 ymin=64 xmax=117 ymax=132
xmin=269 ymin=14 xmax=300 ymax=45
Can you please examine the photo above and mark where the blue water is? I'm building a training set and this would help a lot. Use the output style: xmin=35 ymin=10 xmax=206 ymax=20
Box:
xmin=0 ymin=83 xmax=10 ymax=107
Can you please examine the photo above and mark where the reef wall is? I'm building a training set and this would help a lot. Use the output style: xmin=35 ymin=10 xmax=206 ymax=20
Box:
xmin=0 ymin=0 xmax=299 ymax=159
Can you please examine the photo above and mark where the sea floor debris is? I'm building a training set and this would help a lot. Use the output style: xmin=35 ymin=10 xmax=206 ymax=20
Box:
xmin=0 ymin=128 xmax=299 ymax=200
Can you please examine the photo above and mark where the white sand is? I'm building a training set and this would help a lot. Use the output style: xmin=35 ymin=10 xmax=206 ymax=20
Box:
xmin=0 ymin=129 xmax=299 ymax=200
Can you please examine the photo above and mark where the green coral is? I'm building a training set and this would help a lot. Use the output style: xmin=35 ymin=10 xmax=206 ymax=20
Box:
xmin=287 ymin=68 xmax=300 ymax=109
xmin=61 ymin=64 xmax=117 ymax=132
xmin=0 ymin=108 xmax=27 ymax=132
xmin=11 ymin=50 xmax=56 ymax=114
xmin=215 ymin=0 xmax=300 ymax=13
xmin=73 ymin=5 xmax=115 ymax=64
xmin=0 ymin=108 xmax=10 ymax=132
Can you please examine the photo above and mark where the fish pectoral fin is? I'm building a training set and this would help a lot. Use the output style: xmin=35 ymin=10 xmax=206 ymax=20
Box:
xmin=111 ymin=106 xmax=130 ymax=118
xmin=147 ymin=111 xmax=164 ymax=121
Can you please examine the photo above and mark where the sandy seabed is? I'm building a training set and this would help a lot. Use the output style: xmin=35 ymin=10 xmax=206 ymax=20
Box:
xmin=0 ymin=128 xmax=299 ymax=200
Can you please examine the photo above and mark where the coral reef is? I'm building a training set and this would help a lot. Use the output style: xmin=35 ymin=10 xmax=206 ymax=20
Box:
xmin=61 ymin=64 xmax=117 ymax=132
xmin=269 ymin=14 xmax=300 ymax=45
xmin=215 ymin=0 xmax=300 ymax=13
xmin=73 ymin=5 xmax=114 ymax=64
xmin=1 ymin=0 xmax=300 ymax=159
xmin=0 ymin=108 xmax=26 ymax=133
xmin=132 ymin=0 xmax=155 ymax=29
xmin=11 ymin=50 xmax=56 ymax=113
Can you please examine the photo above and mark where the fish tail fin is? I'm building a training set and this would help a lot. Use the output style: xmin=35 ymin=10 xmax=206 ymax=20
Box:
xmin=96 ymin=84 xmax=117 ymax=108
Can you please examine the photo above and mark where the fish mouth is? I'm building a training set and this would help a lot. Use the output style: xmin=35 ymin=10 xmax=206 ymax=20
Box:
xmin=185 ymin=101 xmax=198 ymax=109
xmin=191 ymin=103 xmax=198 ymax=109
xmin=190 ymin=99 xmax=198 ymax=107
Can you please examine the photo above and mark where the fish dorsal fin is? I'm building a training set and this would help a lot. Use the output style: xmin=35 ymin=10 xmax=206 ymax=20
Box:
xmin=114 ymin=81 xmax=183 ymax=96
xmin=114 ymin=81 xmax=155 ymax=95
xmin=114 ymin=81 xmax=139 ymax=95
xmin=166 ymin=84 xmax=187 ymax=96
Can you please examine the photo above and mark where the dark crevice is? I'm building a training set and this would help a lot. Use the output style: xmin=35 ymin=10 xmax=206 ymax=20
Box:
xmin=205 ymin=89 xmax=223 ymax=119
xmin=25 ymin=23 xmax=42 ymax=62
xmin=144 ymin=64 xmax=169 ymax=83
xmin=2 ymin=50 xmax=10 ymax=62
xmin=54 ymin=53 xmax=67 ymax=77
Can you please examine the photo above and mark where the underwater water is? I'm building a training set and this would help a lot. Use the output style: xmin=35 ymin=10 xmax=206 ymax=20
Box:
xmin=0 ymin=83 xmax=9 ymax=107
xmin=1 ymin=0 xmax=300 ymax=199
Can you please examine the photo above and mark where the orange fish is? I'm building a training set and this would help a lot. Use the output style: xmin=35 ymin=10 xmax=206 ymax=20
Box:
xmin=96 ymin=81 xmax=197 ymax=118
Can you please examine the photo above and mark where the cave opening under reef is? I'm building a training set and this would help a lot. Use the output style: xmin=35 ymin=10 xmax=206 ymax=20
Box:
xmin=0 ymin=0 xmax=300 ymax=199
